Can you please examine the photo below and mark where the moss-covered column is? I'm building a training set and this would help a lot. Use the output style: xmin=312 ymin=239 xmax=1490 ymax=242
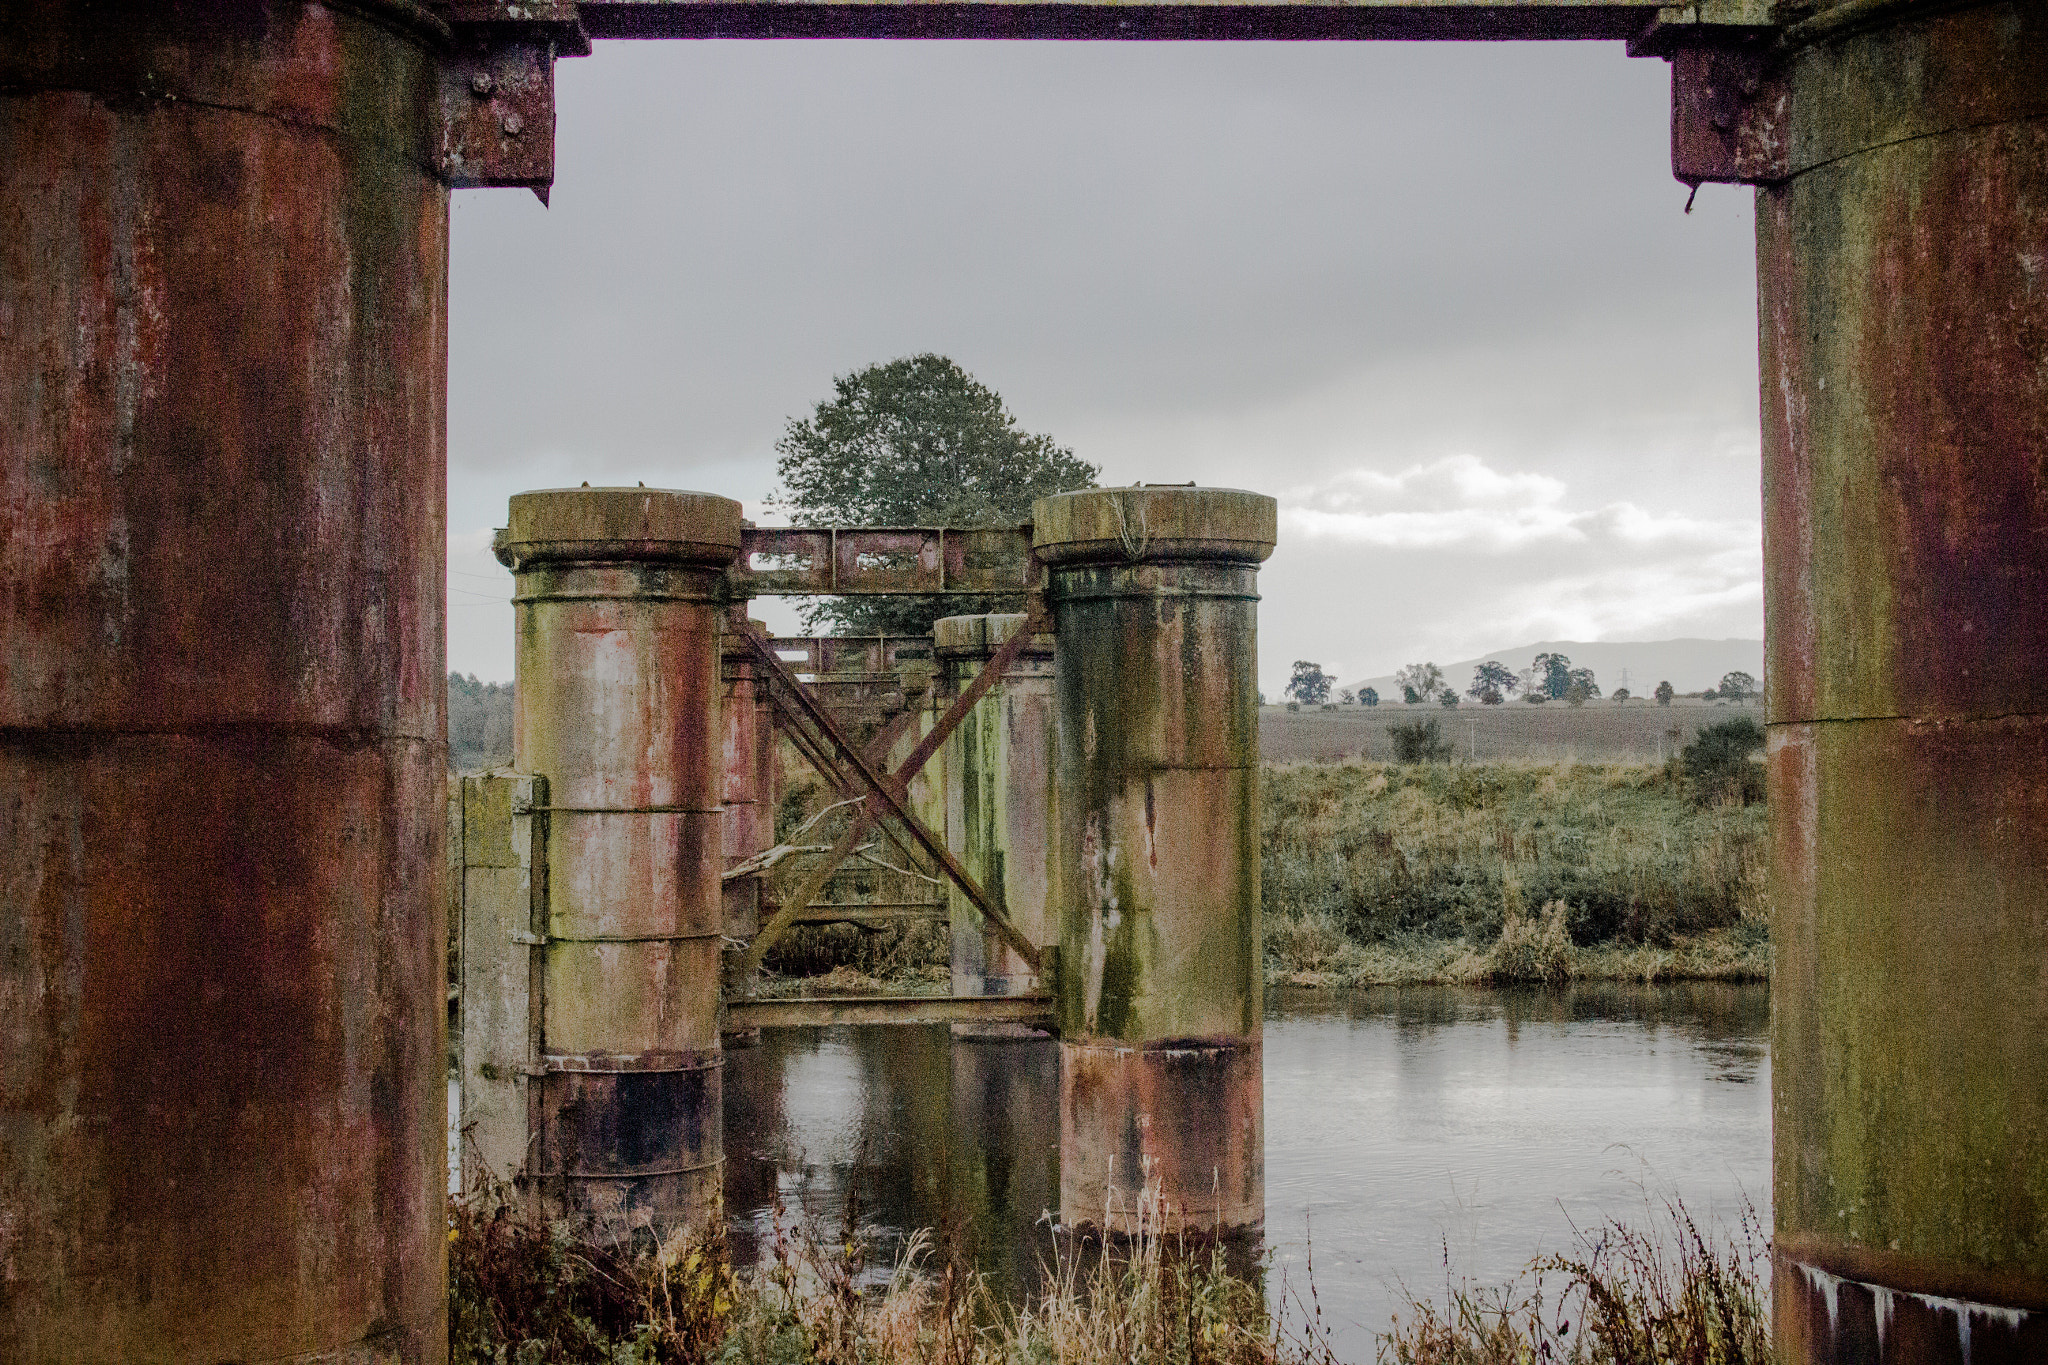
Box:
xmin=935 ymin=613 xmax=1057 ymax=1015
xmin=1761 ymin=4 xmax=2048 ymax=1358
xmin=497 ymin=488 xmax=741 ymax=1240
xmin=1038 ymin=486 xmax=1275 ymax=1234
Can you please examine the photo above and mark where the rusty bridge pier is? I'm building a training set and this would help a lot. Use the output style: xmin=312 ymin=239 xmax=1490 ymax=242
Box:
xmin=1756 ymin=3 xmax=2048 ymax=1359
xmin=0 ymin=6 xmax=451 ymax=1360
xmin=496 ymin=487 xmax=741 ymax=1240
xmin=720 ymin=603 xmax=776 ymax=944
xmin=1038 ymin=486 xmax=1275 ymax=1234
xmin=934 ymin=614 xmax=1058 ymax=1028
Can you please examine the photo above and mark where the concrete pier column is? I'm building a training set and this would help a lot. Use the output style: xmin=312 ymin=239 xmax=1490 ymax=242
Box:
xmin=933 ymin=614 xmax=1057 ymax=1009
xmin=1761 ymin=5 xmax=2048 ymax=1359
xmin=496 ymin=488 xmax=742 ymax=1240
xmin=721 ymin=605 xmax=772 ymax=941
xmin=0 ymin=6 xmax=449 ymax=1360
xmin=1037 ymin=487 xmax=1275 ymax=1235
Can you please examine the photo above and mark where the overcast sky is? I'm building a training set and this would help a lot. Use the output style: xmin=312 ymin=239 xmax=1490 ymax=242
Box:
xmin=446 ymin=38 xmax=1762 ymax=696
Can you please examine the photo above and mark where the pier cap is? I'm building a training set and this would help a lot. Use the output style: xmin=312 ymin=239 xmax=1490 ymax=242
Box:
xmin=1031 ymin=486 xmax=1276 ymax=567
xmin=933 ymin=612 xmax=1055 ymax=659
xmin=494 ymin=487 xmax=743 ymax=569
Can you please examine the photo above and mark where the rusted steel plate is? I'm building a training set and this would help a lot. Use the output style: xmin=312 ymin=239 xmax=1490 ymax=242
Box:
xmin=0 ymin=6 xmax=447 ymax=1360
xmin=1665 ymin=39 xmax=1787 ymax=186
xmin=1060 ymin=1039 xmax=1264 ymax=1233
xmin=579 ymin=0 xmax=1668 ymax=42
xmin=735 ymin=527 xmax=1034 ymax=595
xmin=533 ymin=1060 xmax=723 ymax=1233
xmin=724 ymin=994 xmax=1055 ymax=1029
xmin=438 ymin=29 xmax=561 ymax=197
xmin=1775 ymin=1256 xmax=2048 ymax=1363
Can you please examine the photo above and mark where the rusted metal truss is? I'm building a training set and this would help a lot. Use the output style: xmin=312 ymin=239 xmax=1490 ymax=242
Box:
xmin=736 ymin=613 xmax=1048 ymax=978
xmin=763 ymin=634 xmax=935 ymax=675
xmin=735 ymin=527 xmax=1037 ymax=597
xmin=725 ymin=993 xmax=1053 ymax=1030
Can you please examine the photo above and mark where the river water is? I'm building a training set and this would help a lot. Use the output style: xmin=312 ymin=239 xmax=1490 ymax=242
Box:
xmin=723 ymin=981 xmax=1771 ymax=1358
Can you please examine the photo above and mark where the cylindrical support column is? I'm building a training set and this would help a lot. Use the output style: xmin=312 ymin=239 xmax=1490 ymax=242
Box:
xmin=497 ymin=488 xmax=742 ymax=1240
xmin=0 ymin=7 xmax=449 ymax=1360
xmin=934 ymin=614 xmax=1057 ymax=1010
xmin=1761 ymin=5 xmax=2048 ymax=1359
xmin=720 ymin=605 xmax=770 ymax=942
xmin=1038 ymin=486 xmax=1275 ymax=1235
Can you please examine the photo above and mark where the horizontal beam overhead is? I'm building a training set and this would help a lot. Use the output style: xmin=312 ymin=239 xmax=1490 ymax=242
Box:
xmin=578 ymin=1 xmax=1671 ymax=42
xmin=724 ymin=993 xmax=1055 ymax=1029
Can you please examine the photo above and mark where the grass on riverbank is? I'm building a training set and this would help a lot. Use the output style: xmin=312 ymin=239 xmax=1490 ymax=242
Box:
xmin=1263 ymin=761 xmax=1769 ymax=988
xmin=449 ymin=1186 xmax=1773 ymax=1365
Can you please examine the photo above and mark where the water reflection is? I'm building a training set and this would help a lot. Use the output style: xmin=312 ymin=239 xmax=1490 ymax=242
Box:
xmin=723 ymin=983 xmax=1770 ymax=1359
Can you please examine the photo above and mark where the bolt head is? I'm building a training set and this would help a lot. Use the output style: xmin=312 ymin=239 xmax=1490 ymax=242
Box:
xmin=470 ymin=71 xmax=495 ymax=97
xmin=501 ymin=111 xmax=525 ymax=137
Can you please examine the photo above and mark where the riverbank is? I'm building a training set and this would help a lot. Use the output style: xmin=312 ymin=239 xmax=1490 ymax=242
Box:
xmin=1262 ymin=759 xmax=1769 ymax=987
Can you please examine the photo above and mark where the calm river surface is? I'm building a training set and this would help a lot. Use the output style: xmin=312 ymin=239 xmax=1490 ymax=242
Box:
xmin=723 ymin=982 xmax=1771 ymax=1358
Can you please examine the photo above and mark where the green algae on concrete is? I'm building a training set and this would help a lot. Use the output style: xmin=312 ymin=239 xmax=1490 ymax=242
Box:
xmin=1036 ymin=486 xmax=1275 ymax=1233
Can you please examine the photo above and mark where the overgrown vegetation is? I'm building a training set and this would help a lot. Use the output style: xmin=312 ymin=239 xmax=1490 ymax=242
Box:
xmin=1262 ymin=760 xmax=1769 ymax=987
xmin=1680 ymin=718 xmax=1766 ymax=808
xmin=1379 ymin=1199 xmax=1773 ymax=1365
xmin=450 ymin=1184 xmax=1771 ymax=1365
xmin=452 ymin=1183 xmax=1286 ymax=1365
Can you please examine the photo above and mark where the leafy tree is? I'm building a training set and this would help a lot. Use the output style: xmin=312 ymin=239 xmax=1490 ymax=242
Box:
xmin=768 ymin=354 xmax=1098 ymax=634
xmin=1438 ymin=689 xmax=1460 ymax=707
xmin=1387 ymin=717 xmax=1454 ymax=764
xmin=1338 ymin=688 xmax=1356 ymax=706
xmin=1682 ymin=716 xmax=1767 ymax=805
xmin=1530 ymin=652 xmax=1574 ymax=701
xmin=1563 ymin=666 xmax=1601 ymax=706
xmin=1287 ymin=660 xmax=1334 ymax=706
xmin=1395 ymin=662 xmax=1444 ymax=705
xmin=1361 ymin=687 xmax=1380 ymax=708
xmin=1468 ymin=660 xmax=1517 ymax=705
xmin=1611 ymin=687 xmax=1632 ymax=704
xmin=448 ymin=672 xmax=514 ymax=771
xmin=1717 ymin=670 xmax=1759 ymax=704
xmin=1654 ymin=680 xmax=1675 ymax=706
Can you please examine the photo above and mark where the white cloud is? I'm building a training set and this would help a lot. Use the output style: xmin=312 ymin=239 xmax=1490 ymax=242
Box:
xmin=1279 ymin=455 xmax=1749 ymax=555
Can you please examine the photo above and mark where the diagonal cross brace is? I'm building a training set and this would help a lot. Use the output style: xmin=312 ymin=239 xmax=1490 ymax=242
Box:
xmin=737 ymin=611 xmax=1047 ymax=979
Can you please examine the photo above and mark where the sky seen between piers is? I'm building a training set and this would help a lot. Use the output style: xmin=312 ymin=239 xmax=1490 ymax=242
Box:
xmin=446 ymin=38 xmax=1761 ymax=698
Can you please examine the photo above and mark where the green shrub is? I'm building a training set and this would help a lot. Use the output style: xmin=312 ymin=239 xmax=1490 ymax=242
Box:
xmin=1681 ymin=718 xmax=1766 ymax=807
xmin=1387 ymin=719 xmax=1455 ymax=764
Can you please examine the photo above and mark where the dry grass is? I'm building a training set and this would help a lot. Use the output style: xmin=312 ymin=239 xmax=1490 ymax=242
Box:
xmin=451 ymin=1185 xmax=1771 ymax=1365
xmin=1379 ymin=1199 xmax=1773 ymax=1365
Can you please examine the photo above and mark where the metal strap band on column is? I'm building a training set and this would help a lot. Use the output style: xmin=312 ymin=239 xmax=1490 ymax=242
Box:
xmin=518 ymin=804 xmax=726 ymax=814
xmin=1050 ymin=583 xmax=1261 ymax=603
xmin=542 ymin=1053 xmax=723 ymax=1074
xmin=535 ymin=931 xmax=727 ymax=945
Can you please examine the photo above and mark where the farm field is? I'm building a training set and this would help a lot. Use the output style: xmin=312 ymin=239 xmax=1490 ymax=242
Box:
xmin=1260 ymin=698 xmax=1758 ymax=764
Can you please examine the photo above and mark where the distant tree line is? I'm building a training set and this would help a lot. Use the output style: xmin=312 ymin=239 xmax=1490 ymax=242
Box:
xmin=1279 ymin=655 xmax=1763 ymax=712
xmin=449 ymin=673 xmax=515 ymax=771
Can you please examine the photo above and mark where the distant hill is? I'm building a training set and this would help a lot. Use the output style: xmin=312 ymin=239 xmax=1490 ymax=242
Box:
xmin=1346 ymin=639 xmax=1762 ymax=700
